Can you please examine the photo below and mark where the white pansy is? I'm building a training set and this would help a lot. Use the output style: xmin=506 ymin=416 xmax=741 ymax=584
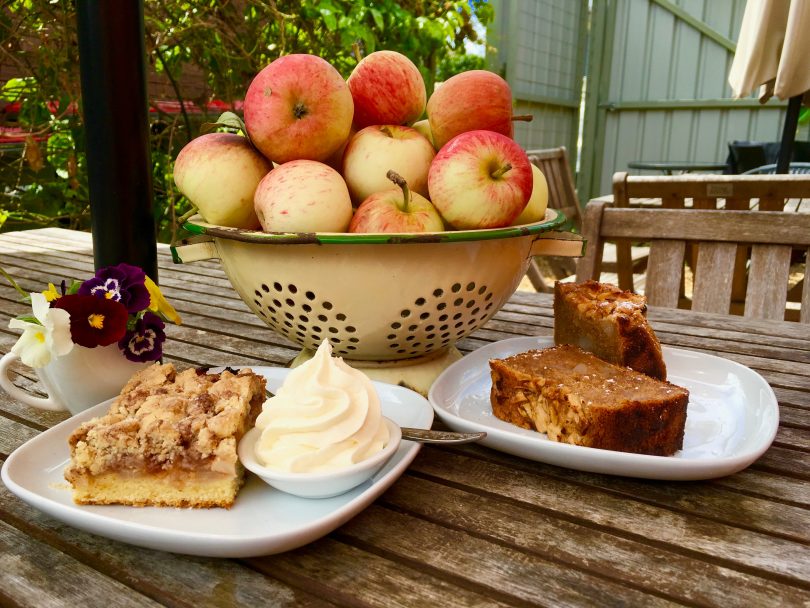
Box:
xmin=9 ymin=293 xmax=74 ymax=368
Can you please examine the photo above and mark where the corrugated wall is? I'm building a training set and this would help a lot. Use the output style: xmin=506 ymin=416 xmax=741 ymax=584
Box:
xmin=590 ymin=0 xmax=810 ymax=198
xmin=487 ymin=0 xmax=588 ymax=155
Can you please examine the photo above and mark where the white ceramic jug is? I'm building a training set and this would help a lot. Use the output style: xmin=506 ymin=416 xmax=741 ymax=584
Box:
xmin=0 ymin=344 xmax=150 ymax=415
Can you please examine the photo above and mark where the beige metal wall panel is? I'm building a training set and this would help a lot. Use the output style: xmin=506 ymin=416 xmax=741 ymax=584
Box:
xmin=512 ymin=100 xmax=577 ymax=150
xmin=488 ymin=0 xmax=588 ymax=161
xmin=595 ymin=0 xmax=809 ymax=197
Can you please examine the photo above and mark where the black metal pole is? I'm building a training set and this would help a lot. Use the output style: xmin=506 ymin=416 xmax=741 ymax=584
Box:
xmin=776 ymin=94 xmax=803 ymax=174
xmin=75 ymin=0 xmax=158 ymax=281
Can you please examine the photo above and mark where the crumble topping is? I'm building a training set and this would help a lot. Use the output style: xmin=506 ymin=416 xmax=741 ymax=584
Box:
xmin=65 ymin=363 xmax=265 ymax=479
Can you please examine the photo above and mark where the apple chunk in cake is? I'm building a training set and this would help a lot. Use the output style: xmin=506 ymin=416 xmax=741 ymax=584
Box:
xmin=64 ymin=363 xmax=265 ymax=508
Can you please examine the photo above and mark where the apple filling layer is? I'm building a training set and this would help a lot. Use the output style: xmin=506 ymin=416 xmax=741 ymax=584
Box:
xmin=65 ymin=363 xmax=265 ymax=509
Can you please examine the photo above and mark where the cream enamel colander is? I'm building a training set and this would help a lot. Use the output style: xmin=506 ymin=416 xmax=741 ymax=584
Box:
xmin=171 ymin=209 xmax=582 ymax=362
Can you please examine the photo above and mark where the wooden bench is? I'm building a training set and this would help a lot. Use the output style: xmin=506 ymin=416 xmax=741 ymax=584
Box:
xmin=576 ymin=199 xmax=810 ymax=322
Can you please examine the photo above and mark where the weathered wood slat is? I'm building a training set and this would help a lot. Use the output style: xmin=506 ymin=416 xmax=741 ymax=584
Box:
xmin=0 ymin=479 xmax=333 ymax=608
xmin=745 ymin=244 xmax=792 ymax=320
xmin=443 ymin=444 xmax=810 ymax=543
xmin=409 ymin=450 xmax=810 ymax=583
xmin=0 ymin=520 xmax=163 ymax=608
xmin=600 ymin=208 xmax=810 ymax=246
xmin=337 ymin=503 xmax=681 ymax=607
xmin=249 ymin=538 xmax=518 ymax=608
xmin=692 ymin=242 xmax=737 ymax=313
xmin=643 ymin=240 xmax=684 ymax=308
xmin=376 ymin=477 xmax=809 ymax=607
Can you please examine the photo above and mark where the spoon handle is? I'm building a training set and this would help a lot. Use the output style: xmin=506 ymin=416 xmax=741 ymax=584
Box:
xmin=400 ymin=427 xmax=486 ymax=444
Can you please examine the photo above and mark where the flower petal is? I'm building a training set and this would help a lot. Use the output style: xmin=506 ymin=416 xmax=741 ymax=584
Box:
xmin=144 ymin=276 xmax=182 ymax=325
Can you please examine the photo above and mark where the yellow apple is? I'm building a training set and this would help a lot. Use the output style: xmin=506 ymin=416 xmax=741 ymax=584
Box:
xmin=512 ymin=164 xmax=549 ymax=225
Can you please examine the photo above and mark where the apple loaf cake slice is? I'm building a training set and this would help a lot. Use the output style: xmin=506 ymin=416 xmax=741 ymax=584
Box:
xmin=554 ymin=280 xmax=667 ymax=380
xmin=490 ymin=345 xmax=689 ymax=455
xmin=64 ymin=363 xmax=265 ymax=508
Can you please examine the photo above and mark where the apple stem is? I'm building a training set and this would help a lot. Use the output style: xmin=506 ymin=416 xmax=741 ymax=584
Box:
xmin=490 ymin=163 xmax=512 ymax=180
xmin=386 ymin=170 xmax=410 ymax=211
xmin=511 ymin=114 xmax=533 ymax=122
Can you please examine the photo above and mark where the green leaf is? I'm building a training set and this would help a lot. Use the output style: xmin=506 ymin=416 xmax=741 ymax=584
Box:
xmin=320 ymin=9 xmax=337 ymax=31
xmin=200 ymin=111 xmax=247 ymax=135
xmin=370 ymin=8 xmax=384 ymax=31
xmin=14 ymin=314 xmax=40 ymax=325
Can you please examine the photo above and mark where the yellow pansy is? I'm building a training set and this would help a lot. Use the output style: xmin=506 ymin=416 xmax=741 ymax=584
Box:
xmin=144 ymin=276 xmax=182 ymax=325
xmin=41 ymin=283 xmax=61 ymax=302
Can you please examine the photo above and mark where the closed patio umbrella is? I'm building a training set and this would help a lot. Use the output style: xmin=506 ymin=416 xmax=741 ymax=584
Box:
xmin=728 ymin=0 xmax=810 ymax=173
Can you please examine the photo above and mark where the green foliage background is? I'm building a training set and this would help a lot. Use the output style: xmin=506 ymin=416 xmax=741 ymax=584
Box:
xmin=0 ymin=0 xmax=492 ymax=242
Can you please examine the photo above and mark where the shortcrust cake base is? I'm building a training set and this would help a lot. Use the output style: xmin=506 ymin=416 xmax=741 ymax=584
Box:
xmin=68 ymin=467 xmax=246 ymax=509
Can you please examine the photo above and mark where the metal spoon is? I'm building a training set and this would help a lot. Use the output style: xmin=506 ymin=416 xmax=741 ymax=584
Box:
xmin=399 ymin=427 xmax=486 ymax=444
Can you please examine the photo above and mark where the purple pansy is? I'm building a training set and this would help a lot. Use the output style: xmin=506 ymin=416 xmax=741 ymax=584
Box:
xmin=118 ymin=312 xmax=166 ymax=362
xmin=79 ymin=263 xmax=150 ymax=313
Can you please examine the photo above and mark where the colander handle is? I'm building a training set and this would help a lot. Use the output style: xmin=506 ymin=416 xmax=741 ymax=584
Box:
xmin=529 ymin=231 xmax=585 ymax=257
xmin=170 ymin=239 xmax=219 ymax=264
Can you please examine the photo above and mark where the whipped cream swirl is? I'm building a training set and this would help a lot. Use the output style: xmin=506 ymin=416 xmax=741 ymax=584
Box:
xmin=254 ymin=341 xmax=390 ymax=473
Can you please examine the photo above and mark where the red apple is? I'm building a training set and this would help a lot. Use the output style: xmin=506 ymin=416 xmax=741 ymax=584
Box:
xmin=427 ymin=130 xmax=533 ymax=229
xmin=347 ymin=50 xmax=426 ymax=129
xmin=342 ymin=125 xmax=435 ymax=204
xmin=350 ymin=171 xmax=444 ymax=233
xmin=173 ymin=132 xmax=271 ymax=228
xmin=254 ymin=160 xmax=353 ymax=233
xmin=244 ymin=54 xmax=353 ymax=163
xmin=427 ymin=70 xmax=516 ymax=149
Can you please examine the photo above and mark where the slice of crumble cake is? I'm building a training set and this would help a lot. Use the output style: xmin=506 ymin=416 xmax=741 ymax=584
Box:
xmin=64 ymin=363 xmax=265 ymax=508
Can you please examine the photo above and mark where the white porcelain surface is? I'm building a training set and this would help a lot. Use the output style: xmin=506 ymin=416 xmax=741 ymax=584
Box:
xmin=239 ymin=418 xmax=402 ymax=499
xmin=428 ymin=336 xmax=779 ymax=480
xmin=1 ymin=367 xmax=434 ymax=557
xmin=0 ymin=345 xmax=149 ymax=415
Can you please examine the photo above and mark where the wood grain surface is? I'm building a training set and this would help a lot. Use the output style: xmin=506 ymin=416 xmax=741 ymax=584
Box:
xmin=1 ymin=229 xmax=808 ymax=608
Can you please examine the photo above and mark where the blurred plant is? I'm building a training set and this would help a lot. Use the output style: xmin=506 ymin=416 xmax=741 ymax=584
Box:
xmin=0 ymin=0 xmax=493 ymax=240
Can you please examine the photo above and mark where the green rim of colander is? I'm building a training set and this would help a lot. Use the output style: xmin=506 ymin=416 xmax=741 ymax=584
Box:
xmin=182 ymin=208 xmax=569 ymax=245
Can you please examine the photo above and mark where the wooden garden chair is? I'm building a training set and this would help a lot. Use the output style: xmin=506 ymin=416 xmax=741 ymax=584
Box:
xmin=576 ymin=199 xmax=810 ymax=322
xmin=610 ymin=172 xmax=810 ymax=306
xmin=525 ymin=146 xmax=583 ymax=292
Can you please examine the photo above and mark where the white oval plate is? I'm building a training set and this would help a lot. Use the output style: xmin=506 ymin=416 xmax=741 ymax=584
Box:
xmin=1 ymin=367 xmax=433 ymax=557
xmin=428 ymin=336 xmax=779 ymax=480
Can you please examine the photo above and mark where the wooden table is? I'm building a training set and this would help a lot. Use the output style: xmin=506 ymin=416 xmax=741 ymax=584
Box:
xmin=627 ymin=161 xmax=729 ymax=175
xmin=1 ymin=228 xmax=809 ymax=607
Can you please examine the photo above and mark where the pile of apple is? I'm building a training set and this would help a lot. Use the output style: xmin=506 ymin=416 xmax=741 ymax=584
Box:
xmin=173 ymin=50 xmax=549 ymax=234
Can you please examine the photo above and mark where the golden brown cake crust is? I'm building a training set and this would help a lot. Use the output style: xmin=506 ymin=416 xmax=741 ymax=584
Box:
xmin=554 ymin=280 xmax=667 ymax=380
xmin=489 ymin=345 xmax=689 ymax=456
xmin=64 ymin=363 xmax=265 ymax=508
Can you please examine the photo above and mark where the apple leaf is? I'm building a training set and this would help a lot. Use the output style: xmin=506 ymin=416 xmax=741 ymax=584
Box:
xmin=200 ymin=111 xmax=248 ymax=136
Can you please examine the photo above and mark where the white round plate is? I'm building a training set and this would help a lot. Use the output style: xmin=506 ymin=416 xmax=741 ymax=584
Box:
xmin=428 ymin=336 xmax=779 ymax=480
xmin=1 ymin=367 xmax=433 ymax=557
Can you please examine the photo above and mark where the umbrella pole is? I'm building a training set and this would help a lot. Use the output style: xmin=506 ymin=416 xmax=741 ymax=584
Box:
xmin=776 ymin=94 xmax=803 ymax=174
xmin=75 ymin=0 xmax=158 ymax=280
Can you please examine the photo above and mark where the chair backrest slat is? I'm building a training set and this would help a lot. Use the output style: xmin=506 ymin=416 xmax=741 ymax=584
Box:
xmin=692 ymin=242 xmax=737 ymax=314
xmin=644 ymin=240 xmax=684 ymax=308
xmin=745 ymin=244 xmax=792 ymax=319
